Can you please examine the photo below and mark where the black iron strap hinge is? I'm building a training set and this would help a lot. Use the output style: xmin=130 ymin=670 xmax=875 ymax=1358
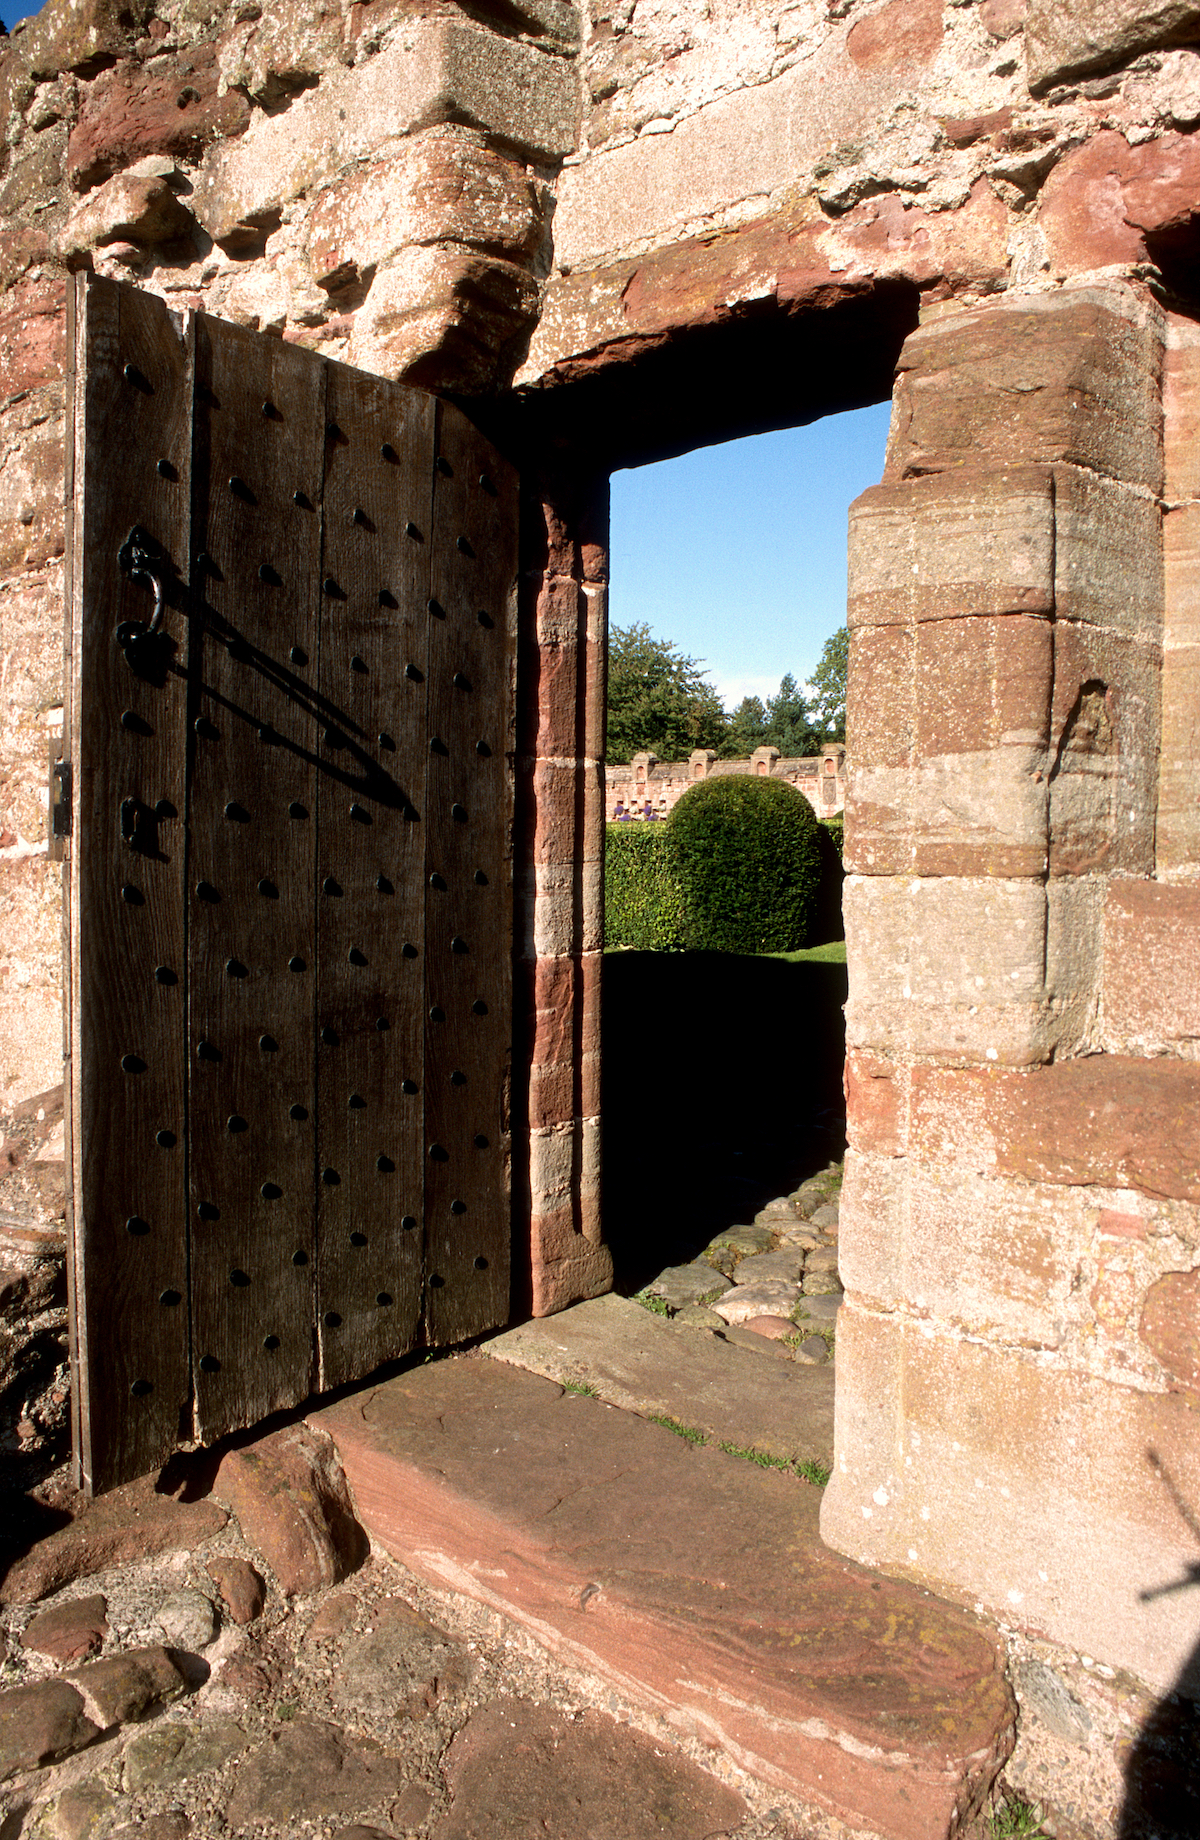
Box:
xmin=49 ymin=744 xmax=71 ymax=859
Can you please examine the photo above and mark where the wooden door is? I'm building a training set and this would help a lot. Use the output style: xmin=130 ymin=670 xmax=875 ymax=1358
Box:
xmin=63 ymin=275 xmax=516 ymax=1494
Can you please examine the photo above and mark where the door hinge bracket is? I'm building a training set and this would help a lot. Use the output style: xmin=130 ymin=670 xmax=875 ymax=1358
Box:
xmin=49 ymin=747 xmax=71 ymax=859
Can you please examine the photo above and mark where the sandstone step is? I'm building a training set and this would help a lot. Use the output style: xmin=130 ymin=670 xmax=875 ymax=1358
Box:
xmin=479 ymin=1291 xmax=834 ymax=1467
xmin=313 ymin=1358 xmax=1015 ymax=1840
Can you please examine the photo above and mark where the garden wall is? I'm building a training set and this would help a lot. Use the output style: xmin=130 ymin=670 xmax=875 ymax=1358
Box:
xmin=605 ymin=745 xmax=846 ymax=820
xmin=0 ymin=0 xmax=1198 ymax=1788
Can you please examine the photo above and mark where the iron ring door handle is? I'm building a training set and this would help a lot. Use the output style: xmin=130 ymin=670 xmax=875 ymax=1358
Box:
xmin=116 ymin=525 xmax=172 ymax=639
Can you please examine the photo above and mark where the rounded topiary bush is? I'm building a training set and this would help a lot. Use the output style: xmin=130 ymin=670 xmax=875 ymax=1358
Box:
xmin=604 ymin=821 xmax=686 ymax=950
xmin=667 ymin=775 xmax=826 ymax=953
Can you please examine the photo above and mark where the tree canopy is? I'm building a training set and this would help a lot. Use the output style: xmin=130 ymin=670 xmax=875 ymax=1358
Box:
xmin=763 ymin=672 xmax=823 ymax=756
xmin=808 ymin=625 xmax=848 ymax=743
xmin=605 ymin=623 xmax=727 ymax=764
xmin=606 ymin=621 xmax=846 ymax=763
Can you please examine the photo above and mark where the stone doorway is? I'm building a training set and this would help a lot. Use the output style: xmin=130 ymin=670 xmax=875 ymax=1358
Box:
xmin=597 ymin=419 xmax=883 ymax=1327
xmin=510 ymin=276 xmax=1200 ymax=1722
xmin=507 ymin=281 xmax=918 ymax=1326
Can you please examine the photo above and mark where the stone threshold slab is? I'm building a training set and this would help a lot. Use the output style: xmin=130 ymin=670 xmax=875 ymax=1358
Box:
xmin=479 ymin=1291 xmax=835 ymax=1466
xmin=312 ymin=1358 xmax=1015 ymax=1840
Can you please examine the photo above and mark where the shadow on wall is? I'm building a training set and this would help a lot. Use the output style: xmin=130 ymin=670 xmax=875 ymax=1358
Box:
xmin=1118 ymin=1645 xmax=1200 ymax=1839
xmin=602 ymin=952 xmax=847 ymax=1295
xmin=1119 ymin=1481 xmax=1200 ymax=1840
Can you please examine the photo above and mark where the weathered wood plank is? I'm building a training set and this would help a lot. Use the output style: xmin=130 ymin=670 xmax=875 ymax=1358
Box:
xmin=69 ymin=282 xmax=519 ymax=1488
xmin=187 ymin=315 xmax=325 ymax=1438
xmin=64 ymin=273 xmax=81 ymax=1480
xmin=315 ymin=364 xmax=435 ymax=1388
xmin=424 ymin=401 xmax=518 ymax=1344
xmin=70 ymin=275 xmax=194 ymax=1493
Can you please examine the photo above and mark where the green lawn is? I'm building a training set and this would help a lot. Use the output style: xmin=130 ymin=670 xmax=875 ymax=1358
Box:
xmin=769 ymin=940 xmax=847 ymax=965
xmin=605 ymin=940 xmax=847 ymax=964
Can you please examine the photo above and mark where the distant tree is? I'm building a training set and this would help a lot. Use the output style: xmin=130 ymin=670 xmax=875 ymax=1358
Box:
xmin=764 ymin=672 xmax=822 ymax=756
xmin=722 ymin=695 xmax=768 ymax=757
xmin=606 ymin=622 xmax=727 ymax=764
xmin=808 ymin=625 xmax=848 ymax=742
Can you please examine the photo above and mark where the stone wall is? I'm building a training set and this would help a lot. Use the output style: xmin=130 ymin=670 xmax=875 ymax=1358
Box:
xmin=605 ymin=745 xmax=846 ymax=820
xmin=822 ymin=278 xmax=1200 ymax=1713
xmin=1 ymin=0 xmax=1200 ymax=1771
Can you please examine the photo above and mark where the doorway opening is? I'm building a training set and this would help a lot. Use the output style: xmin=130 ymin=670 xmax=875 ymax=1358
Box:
xmin=600 ymin=407 xmax=889 ymax=1298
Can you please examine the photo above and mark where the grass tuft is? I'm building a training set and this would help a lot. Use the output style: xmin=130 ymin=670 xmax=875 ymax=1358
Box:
xmin=562 ymin=1378 xmax=598 ymax=1397
xmin=646 ymin=1422 xmax=832 ymax=1487
xmin=649 ymin=1414 xmax=707 ymax=1445
xmin=988 ymin=1796 xmax=1046 ymax=1839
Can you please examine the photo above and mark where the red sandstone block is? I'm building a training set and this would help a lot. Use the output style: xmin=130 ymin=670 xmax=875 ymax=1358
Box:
xmin=0 ymin=1679 xmax=101 ymax=1780
xmin=844 ymin=1051 xmax=906 ymax=1157
xmin=940 ymin=106 xmax=1013 ymax=146
xmin=529 ymin=1200 xmax=597 ymax=1266
xmin=1026 ymin=0 xmax=1200 ymax=91
xmin=821 ymin=1303 xmax=1200 ymax=1695
xmin=846 ymin=625 xmax=912 ymax=770
xmin=527 ymin=1117 xmax=601 ymax=1290
xmin=1140 ymin=1267 xmax=1200 ymax=1400
xmin=528 ymin=1149 xmax=611 ymax=1317
xmin=18 ymin=0 xmax=143 ymax=82
xmin=1160 ymin=502 xmax=1200 ymax=873
xmin=1163 ymin=501 xmax=1200 ymax=648
xmin=1159 ymin=647 xmax=1200 ymax=875
xmin=844 ymin=874 xmax=1100 ymax=1065
xmin=1047 ymin=623 xmax=1158 ymax=878
xmin=1103 ymin=880 xmax=1200 ymax=1047
xmin=839 ymin=1151 xmax=1080 ymax=1349
xmin=528 ymin=1050 xmax=601 ymax=1132
xmin=905 ymin=1056 xmax=1200 ymax=1200
xmin=885 ymin=295 xmax=1163 ymax=494
xmin=1164 ymin=315 xmax=1200 ymax=502
xmin=530 ymin=1218 xmax=612 ymax=1316
xmin=527 ymin=759 xmax=605 ymax=866
xmin=214 ymin=1423 xmax=369 ymax=1596
xmin=520 ymin=614 xmax=605 ymax=763
xmin=847 ymin=0 xmax=943 ymax=69
xmin=1039 ymin=129 xmax=1200 ymax=275
xmin=0 ymin=276 xmax=64 ymax=401
xmin=1097 ymin=1207 xmax=1148 ymax=1239
xmin=532 ymin=572 xmax=586 ymax=647
xmin=0 ymin=224 xmax=53 ymax=294
xmin=66 ymin=47 xmax=251 ymax=190
xmin=0 ymin=392 xmax=67 ymax=575
xmin=916 ymin=614 xmax=1052 ymax=756
xmin=307 ymin=132 xmax=541 ymax=285
xmin=523 ymin=483 xmax=609 ymax=584
xmin=1036 ymin=132 xmax=1148 ymax=269
xmin=846 ymin=616 xmax=1053 ymax=877
xmin=580 ymin=622 xmax=606 ymax=763
xmin=529 ymin=951 xmax=601 ymax=1069
xmin=847 ymin=468 xmax=1055 ymax=628
xmin=1052 ymin=466 xmax=1161 ymax=638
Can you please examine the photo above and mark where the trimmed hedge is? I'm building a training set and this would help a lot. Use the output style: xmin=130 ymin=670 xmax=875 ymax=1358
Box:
xmin=604 ymin=821 xmax=686 ymax=951
xmin=668 ymin=775 xmax=826 ymax=954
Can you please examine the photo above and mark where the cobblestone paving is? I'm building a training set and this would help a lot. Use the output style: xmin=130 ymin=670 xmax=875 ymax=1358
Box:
xmin=0 ymin=1496 xmax=866 ymax=1840
xmin=0 ymin=1158 xmax=857 ymax=1840
xmin=0 ymin=1144 xmax=868 ymax=1840
xmin=639 ymin=1162 xmax=843 ymax=1366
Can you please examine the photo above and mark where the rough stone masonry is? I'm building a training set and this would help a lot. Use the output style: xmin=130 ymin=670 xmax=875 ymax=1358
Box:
xmin=1 ymin=0 xmax=1199 ymax=1827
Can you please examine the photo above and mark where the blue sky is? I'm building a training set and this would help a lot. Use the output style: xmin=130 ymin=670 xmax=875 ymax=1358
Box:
xmin=610 ymin=401 xmax=891 ymax=711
